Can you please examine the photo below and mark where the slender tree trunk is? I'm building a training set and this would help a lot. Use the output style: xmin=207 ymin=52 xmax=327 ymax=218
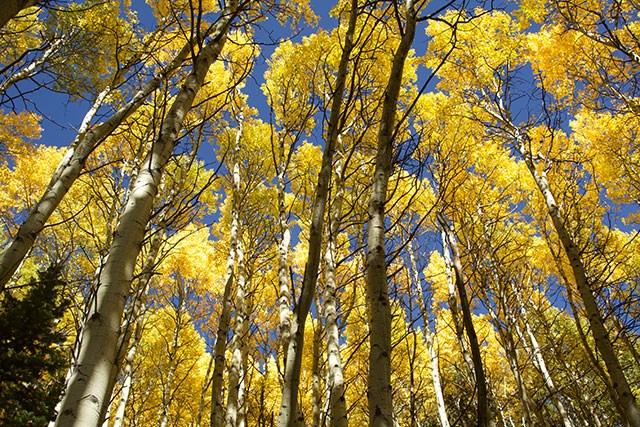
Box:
xmin=111 ymin=323 xmax=140 ymax=427
xmin=226 ymin=240 xmax=248 ymax=427
xmin=276 ymin=131 xmax=293 ymax=360
xmin=311 ymin=318 xmax=323 ymax=427
xmin=225 ymin=109 xmax=248 ymax=427
xmin=485 ymin=302 xmax=536 ymax=426
xmin=365 ymin=4 xmax=416 ymax=425
xmin=511 ymin=284 xmax=573 ymax=427
xmin=196 ymin=350 xmax=215 ymax=427
xmin=323 ymin=153 xmax=348 ymax=427
xmin=53 ymin=6 xmax=237 ymax=425
xmin=518 ymin=139 xmax=640 ymax=427
xmin=212 ymin=108 xmax=246 ymax=427
xmin=484 ymin=101 xmax=640 ymax=426
xmin=439 ymin=218 xmax=489 ymax=427
xmin=408 ymin=245 xmax=450 ymax=427
xmin=276 ymin=2 xmax=358 ymax=424
xmin=0 ymin=36 xmax=196 ymax=291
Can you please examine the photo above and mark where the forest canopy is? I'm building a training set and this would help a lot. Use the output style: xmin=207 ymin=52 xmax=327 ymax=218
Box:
xmin=0 ymin=0 xmax=639 ymax=426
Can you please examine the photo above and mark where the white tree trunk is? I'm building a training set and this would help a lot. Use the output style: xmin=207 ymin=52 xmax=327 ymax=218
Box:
xmin=53 ymin=6 xmax=237 ymax=425
xmin=519 ymin=136 xmax=640 ymax=427
xmin=365 ymin=3 xmax=416 ymax=425
xmin=0 ymin=36 xmax=195 ymax=291
xmin=408 ymin=245 xmax=450 ymax=427
xmin=276 ymin=2 xmax=359 ymax=425
xmin=484 ymin=100 xmax=640 ymax=426
xmin=323 ymin=154 xmax=348 ymax=427
xmin=212 ymin=109 xmax=245 ymax=427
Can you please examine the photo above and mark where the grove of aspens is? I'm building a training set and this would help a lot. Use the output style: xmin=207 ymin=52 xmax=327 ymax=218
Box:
xmin=0 ymin=0 xmax=639 ymax=426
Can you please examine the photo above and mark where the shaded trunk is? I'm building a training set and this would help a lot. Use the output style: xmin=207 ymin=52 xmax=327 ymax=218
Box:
xmin=439 ymin=218 xmax=489 ymax=427
xmin=0 ymin=0 xmax=37 ymax=29
xmin=53 ymin=6 xmax=237 ymax=425
xmin=323 ymin=153 xmax=348 ymax=427
xmin=276 ymin=1 xmax=358 ymax=424
xmin=365 ymin=4 xmax=416 ymax=425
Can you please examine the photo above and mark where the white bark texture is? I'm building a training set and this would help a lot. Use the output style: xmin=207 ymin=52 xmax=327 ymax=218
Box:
xmin=0 ymin=37 xmax=196 ymax=291
xmin=365 ymin=3 xmax=416 ymax=425
xmin=212 ymin=114 xmax=245 ymax=427
xmin=276 ymin=1 xmax=358 ymax=425
xmin=53 ymin=5 xmax=237 ymax=425
xmin=408 ymin=245 xmax=450 ymax=427
xmin=226 ymin=121 xmax=249 ymax=427
xmin=323 ymin=154 xmax=348 ymax=427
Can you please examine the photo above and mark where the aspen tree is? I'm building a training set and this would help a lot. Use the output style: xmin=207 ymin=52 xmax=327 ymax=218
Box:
xmin=365 ymin=1 xmax=417 ymax=424
xmin=276 ymin=1 xmax=358 ymax=424
xmin=53 ymin=3 xmax=241 ymax=425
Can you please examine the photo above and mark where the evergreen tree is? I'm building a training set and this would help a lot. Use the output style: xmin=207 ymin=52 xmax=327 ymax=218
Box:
xmin=0 ymin=265 xmax=69 ymax=426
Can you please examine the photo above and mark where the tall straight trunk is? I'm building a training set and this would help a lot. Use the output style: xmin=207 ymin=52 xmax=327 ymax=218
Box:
xmin=441 ymin=231 xmax=475 ymax=382
xmin=158 ymin=304 xmax=183 ymax=427
xmin=276 ymin=2 xmax=358 ymax=425
xmin=311 ymin=318 xmax=323 ymax=427
xmin=365 ymin=3 xmax=416 ymax=425
xmin=53 ymin=6 xmax=238 ymax=426
xmin=276 ymin=132 xmax=293 ymax=357
xmin=484 ymin=101 xmax=640 ymax=426
xmin=407 ymin=245 xmax=450 ymax=427
xmin=196 ymin=348 xmax=215 ymax=427
xmin=226 ymin=239 xmax=248 ymax=427
xmin=323 ymin=153 xmax=348 ymax=427
xmin=511 ymin=284 xmax=573 ymax=427
xmin=212 ymin=109 xmax=245 ymax=427
xmin=516 ymin=137 xmax=640 ymax=427
xmin=439 ymin=218 xmax=489 ymax=427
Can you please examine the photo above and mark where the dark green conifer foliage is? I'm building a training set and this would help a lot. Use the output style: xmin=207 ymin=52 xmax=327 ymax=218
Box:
xmin=0 ymin=265 xmax=69 ymax=426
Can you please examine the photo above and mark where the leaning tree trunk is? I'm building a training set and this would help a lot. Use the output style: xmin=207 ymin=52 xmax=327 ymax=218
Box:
xmin=516 ymin=133 xmax=640 ymax=427
xmin=276 ymin=1 xmax=358 ymax=425
xmin=483 ymin=100 xmax=640 ymax=426
xmin=511 ymin=282 xmax=573 ymax=427
xmin=439 ymin=218 xmax=489 ymax=427
xmin=53 ymin=5 xmax=238 ymax=426
xmin=365 ymin=3 xmax=416 ymax=425
xmin=0 ymin=34 xmax=196 ymax=291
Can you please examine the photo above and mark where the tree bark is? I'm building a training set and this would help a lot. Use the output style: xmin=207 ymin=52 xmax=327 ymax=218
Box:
xmin=518 ymin=136 xmax=640 ymax=427
xmin=439 ymin=218 xmax=489 ymax=427
xmin=365 ymin=3 xmax=416 ymax=425
xmin=0 ymin=35 xmax=195 ymax=291
xmin=408 ymin=245 xmax=450 ymax=427
xmin=212 ymin=111 xmax=245 ymax=427
xmin=323 ymin=152 xmax=348 ymax=427
xmin=53 ymin=5 xmax=238 ymax=425
xmin=276 ymin=1 xmax=358 ymax=424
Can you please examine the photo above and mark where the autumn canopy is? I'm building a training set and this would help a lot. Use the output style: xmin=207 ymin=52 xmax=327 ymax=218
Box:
xmin=0 ymin=0 xmax=639 ymax=426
